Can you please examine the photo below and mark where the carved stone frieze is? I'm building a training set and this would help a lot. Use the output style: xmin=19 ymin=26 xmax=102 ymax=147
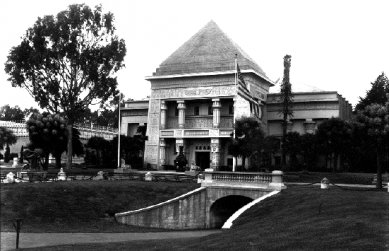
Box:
xmin=151 ymin=86 xmax=236 ymax=99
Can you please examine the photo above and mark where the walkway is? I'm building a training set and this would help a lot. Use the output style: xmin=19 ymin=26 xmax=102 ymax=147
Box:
xmin=1 ymin=230 xmax=220 ymax=250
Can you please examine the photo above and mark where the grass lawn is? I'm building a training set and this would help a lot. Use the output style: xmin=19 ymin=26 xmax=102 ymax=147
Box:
xmin=21 ymin=186 xmax=388 ymax=250
xmin=0 ymin=180 xmax=200 ymax=232
xmin=283 ymin=171 xmax=377 ymax=185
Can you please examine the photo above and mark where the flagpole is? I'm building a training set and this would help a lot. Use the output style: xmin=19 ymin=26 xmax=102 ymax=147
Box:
xmin=233 ymin=54 xmax=238 ymax=172
xmin=117 ymin=93 xmax=121 ymax=169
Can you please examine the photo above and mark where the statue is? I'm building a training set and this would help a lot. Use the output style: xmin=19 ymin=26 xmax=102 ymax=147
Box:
xmin=174 ymin=146 xmax=187 ymax=172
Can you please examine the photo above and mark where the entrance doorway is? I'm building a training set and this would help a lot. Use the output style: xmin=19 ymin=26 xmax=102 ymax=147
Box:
xmin=195 ymin=152 xmax=210 ymax=170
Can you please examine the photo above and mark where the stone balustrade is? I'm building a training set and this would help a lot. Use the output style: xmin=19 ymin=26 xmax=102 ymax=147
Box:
xmin=201 ymin=170 xmax=286 ymax=191
xmin=0 ymin=120 xmax=117 ymax=140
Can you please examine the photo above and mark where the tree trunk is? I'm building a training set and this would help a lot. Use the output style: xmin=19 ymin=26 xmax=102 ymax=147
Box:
xmin=376 ymin=141 xmax=383 ymax=189
xmin=333 ymin=153 xmax=338 ymax=173
xmin=43 ymin=153 xmax=49 ymax=171
xmin=242 ymin=157 xmax=246 ymax=170
xmin=66 ymin=123 xmax=73 ymax=169
xmin=55 ymin=154 xmax=62 ymax=169
xmin=281 ymin=121 xmax=287 ymax=170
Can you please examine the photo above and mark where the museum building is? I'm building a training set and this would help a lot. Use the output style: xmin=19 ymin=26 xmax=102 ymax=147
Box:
xmin=120 ymin=21 xmax=352 ymax=170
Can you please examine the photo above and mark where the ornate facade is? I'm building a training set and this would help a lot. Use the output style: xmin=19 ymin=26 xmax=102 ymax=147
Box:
xmin=122 ymin=21 xmax=273 ymax=170
xmin=121 ymin=21 xmax=353 ymax=170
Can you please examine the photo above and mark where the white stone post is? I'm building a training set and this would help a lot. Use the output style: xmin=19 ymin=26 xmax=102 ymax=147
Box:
xmin=210 ymin=138 xmax=220 ymax=170
xmin=177 ymin=100 xmax=186 ymax=129
xmin=57 ymin=168 xmax=66 ymax=181
xmin=12 ymin=157 xmax=19 ymax=168
xmin=160 ymin=100 xmax=167 ymax=129
xmin=212 ymin=98 xmax=221 ymax=128
xmin=159 ymin=138 xmax=166 ymax=166
xmin=145 ymin=172 xmax=153 ymax=181
xmin=269 ymin=170 xmax=286 ymax=190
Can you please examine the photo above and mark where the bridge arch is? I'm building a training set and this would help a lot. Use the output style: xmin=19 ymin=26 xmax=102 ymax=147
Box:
xmin=209 ymin=195 xmax=253 ymax=228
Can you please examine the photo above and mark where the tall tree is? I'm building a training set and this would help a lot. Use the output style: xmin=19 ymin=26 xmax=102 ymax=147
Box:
xmin=5 ymin=4 xmax=126 ymax=169
xmin=280 ymin=55 xmax=293 ymax=169
xmin=0 ymin=105 xmax=25 ymax=121
xmin=356 ymin=100 xmax=389 ymax=189
xmin=355 ymin=73 xmax=389 ymax=111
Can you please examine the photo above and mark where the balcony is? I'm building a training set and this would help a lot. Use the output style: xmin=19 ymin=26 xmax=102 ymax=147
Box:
xmin=166 ymin=116 xmax=233 ymax=129
xmin=160 ymin=128 xmax=233 ymax=138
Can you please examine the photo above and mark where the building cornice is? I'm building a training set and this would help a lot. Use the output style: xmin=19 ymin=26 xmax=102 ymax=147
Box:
xmin=146 ymin=70 xmax=274 ymax=86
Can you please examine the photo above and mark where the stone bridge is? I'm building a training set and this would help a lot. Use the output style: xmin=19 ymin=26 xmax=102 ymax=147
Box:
xmin=115 ymin=171 xmax=285 ymax=229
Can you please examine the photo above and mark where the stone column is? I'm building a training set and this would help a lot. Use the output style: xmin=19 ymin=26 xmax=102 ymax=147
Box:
xmin=159 ymin=138 xmax=166 ymax=166
xmin=177 ymin=100 xmax=186 ymax=129
xmin=160 ymin=100 xmax=167 ymax=129
xmin=212 ymin=98 xmax=221 ymax=128
xmin=210 ymin=138 xmax=220 ymax=170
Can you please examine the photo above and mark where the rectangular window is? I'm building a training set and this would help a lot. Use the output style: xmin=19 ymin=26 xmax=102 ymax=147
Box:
xmin=229 ymin=104 xmax=234 ymax=115
xmin=194 ymin=106 xmax=199 ymax=116
xmin=175 ymin=107 xmax=178 ymax=116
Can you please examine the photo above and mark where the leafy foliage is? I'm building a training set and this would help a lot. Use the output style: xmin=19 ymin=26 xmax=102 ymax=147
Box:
xmin=85 ymin=136 xmax=112 ymax=167
xmin=355 ymin=73 xmax=389 ymax=111
xmin=80 ymin=93 xmax=127 ymax=127
xmin=316 ymin=118 xmax=352 ymax=171
xmin=280 ymin=55 xmax=293 ymax=169
xmin=26 ymin=113 xmax=83 ymax=169
xmin=0 ymin=105 xmax=25 ymax=121
xmin=356 ymin=98 xmax=389 ymax=188
xmin=5 ymin=4 xmax=126 ymax=168
xmin=229 ymin=117 xmax=265 ymax=169
xmin=0 ymin=126 xmax=17 ymax=149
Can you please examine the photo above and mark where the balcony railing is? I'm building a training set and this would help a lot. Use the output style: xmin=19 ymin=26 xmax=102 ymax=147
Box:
xmin=166 ymin=116 xmax=233 ymax=130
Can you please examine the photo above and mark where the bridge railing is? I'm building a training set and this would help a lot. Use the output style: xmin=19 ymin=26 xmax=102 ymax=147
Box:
xmin=210 ymin=172 xmax=272 ymax=183
xmin=201 ymin=170 xmax=285 ymax=191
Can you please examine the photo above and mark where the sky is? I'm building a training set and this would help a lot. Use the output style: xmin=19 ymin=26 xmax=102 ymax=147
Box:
xmin=1 ymin=0 xmax=388 ymax=110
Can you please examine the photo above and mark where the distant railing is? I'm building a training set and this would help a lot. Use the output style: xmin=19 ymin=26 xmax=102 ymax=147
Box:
xmin=0 ymin=120 xmax=118 ymax=140
xmin=0 ymin=120 xmax=28 ymax=137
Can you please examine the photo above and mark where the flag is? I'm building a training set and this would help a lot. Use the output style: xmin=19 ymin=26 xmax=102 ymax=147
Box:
xmin=236 ymin=63 xmax=247 ymax=89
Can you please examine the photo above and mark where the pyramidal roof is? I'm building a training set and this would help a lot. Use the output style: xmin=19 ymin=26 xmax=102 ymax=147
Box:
xmin=152 ymin=20 xmax=270 ymax=82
